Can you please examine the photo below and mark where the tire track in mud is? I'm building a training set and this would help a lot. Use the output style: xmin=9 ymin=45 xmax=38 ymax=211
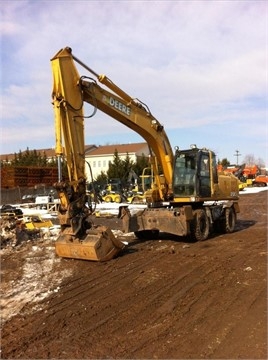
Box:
xmin=46 ymin=237 xmax=261 ymax=359
xmin=42 ymin=209 xmax=266 ymax=322
xmin=122 ymin=238 xmax=267 ymax=359
xmin=46 ymin=240 xmax=220 ymax=314
xmin=2 ymin=244 xmax=174 ymax=358
xmin=76 ymin=233 xmax=266 ymax=360
xmin=40 ymin=244 xmax=168 ymax=310
xmin=2 ymin=194 xmax=267 ymax=360
xmin=124 ymin=283 xmax=266 ymax=359
xmin=2 ymin=240 xmax=227 ymax=358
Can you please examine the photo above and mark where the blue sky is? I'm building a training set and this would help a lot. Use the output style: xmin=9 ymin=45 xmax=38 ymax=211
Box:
xmin=1 ymin=0 xmax=267 ymax=166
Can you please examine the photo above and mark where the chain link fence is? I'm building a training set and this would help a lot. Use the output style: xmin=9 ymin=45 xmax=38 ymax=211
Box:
xmin=1 ymin=186 xmax=56 ymax=205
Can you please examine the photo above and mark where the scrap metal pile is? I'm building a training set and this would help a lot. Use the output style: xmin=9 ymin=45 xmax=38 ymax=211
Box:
xmin=0 ymin=206 xmax=60 ymax=250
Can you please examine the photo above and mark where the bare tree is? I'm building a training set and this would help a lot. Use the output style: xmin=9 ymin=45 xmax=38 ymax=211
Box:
xmin=256 ymin=157 xmax=266 ymax=168
xmin=242 ymin=154 xmax=265 ymax=168
xmin=242 ymin=154 xmax=256 ymax=166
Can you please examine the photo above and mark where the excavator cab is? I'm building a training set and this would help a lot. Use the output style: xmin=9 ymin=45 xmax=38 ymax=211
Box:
xmin=173 ymin=147 xmax=218 ymax=199
xmin=173 ymin=146 xmax=239 ymax=203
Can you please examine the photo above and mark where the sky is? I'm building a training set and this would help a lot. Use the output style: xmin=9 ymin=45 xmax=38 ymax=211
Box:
xmin=1 ymin=0 xmax=267 ymax=166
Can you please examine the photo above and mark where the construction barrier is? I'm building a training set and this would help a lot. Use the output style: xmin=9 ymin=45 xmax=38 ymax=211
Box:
xmin=1 ymin=167 xmax=58 ymax=188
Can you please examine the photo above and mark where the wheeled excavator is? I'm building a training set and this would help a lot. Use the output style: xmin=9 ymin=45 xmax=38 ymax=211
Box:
xmin=51 ymin=47 xmax=240 ymax=261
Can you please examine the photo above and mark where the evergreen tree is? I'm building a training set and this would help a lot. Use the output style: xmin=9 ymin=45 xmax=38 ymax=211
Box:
xmin=219 ymin=158 xmax=230 ymax=168
xmin=121 ymin=153 xmax=134 ymax=183
xmin=95 ymin=171 xmax=108 ymax=184
xmin=107 ymin=150 xmax=136 ymax=185
xmin=7 ymin=148 xmax=56 ymax=167
xmin=132 ymin=154 xmax=149 ymax=176
xmin=107 ymin=149 xmax=124 ymax=180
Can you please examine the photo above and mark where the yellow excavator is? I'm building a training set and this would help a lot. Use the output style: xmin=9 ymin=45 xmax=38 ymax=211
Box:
xmin=51 ymin=47 xmax=240 ymax=261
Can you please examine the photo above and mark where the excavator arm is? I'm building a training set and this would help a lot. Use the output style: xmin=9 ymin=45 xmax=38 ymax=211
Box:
xmin=51 ymin=47 xmax=125 ymax=261
xmin=51 ymin=48 xmax=87 ymax=234
xmin=51 ymin=47 xmax=174 ymax=204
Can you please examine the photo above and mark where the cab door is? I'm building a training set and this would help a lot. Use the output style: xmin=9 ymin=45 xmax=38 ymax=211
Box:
xmin=198 ymin=152 xmax=211 ymax=197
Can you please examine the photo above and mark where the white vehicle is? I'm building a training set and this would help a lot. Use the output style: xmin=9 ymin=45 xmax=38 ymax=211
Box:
xmin=35 ymin=195 xmax=54 ymax=204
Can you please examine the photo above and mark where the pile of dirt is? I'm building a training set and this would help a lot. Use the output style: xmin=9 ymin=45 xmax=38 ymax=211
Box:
xmin=1 ymin=191 xmax=267 ymax=359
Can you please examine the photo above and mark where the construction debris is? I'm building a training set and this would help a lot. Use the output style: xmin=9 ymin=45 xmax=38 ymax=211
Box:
xmin=0 ymin=218 xmax=60 ymax=250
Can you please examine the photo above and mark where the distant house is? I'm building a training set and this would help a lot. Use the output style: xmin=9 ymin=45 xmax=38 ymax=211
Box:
xmin=0 ymin=148 xmax=58 ymax=164
xmin=0 ymin=142 xmax=149 ymax=183
xmin=0 ymin=145 xmax=97 ymax=164
xmin=0 ymin=153 xmax=16 ymax=164
xmin=85 ymin=142 xmax=149 ymax=180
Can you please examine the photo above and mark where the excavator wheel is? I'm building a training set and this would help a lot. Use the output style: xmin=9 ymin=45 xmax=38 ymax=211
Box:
xmin=190 ymin=209 xmax=210 ymax=242
xmin=214 ymin=206 xmax=236 ymax=234
xmin=105 ymin=196 xmax=112 ymax=203
xmin=222 ymin=206 xmax=236 ymax=233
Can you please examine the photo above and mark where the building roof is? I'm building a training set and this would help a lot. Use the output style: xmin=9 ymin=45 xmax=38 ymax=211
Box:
xmin=0 ymin=145 xmax=97 ymax=162
xmin=88 ymin=143 xmax=149 ymax=156
xmin=0 ymin=148 xmax=57 ymax=162
xmin=85 ymin=145 xmax=98 ymax=154
xmin=0 ymin=143 xmax=148 ymax=162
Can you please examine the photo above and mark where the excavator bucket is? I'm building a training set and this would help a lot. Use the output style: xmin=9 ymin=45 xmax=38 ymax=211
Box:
xmin=55 ymin=226 xmax=125 ymax=262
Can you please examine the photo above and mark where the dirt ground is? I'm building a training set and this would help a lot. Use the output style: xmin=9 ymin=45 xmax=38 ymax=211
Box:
xmin=1 ymin=190 xmax=267 ymax=359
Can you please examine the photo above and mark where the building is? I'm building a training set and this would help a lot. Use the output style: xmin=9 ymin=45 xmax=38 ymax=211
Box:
xmin=0 ymin=145 xmax=97 ymax=164
xmin=85 ymin=142 xmax=149 ymax=180
xmin=0 ymin=143 xmax=149 ymax=186
xmin=0 ymin=145 xmax=97 ymax=188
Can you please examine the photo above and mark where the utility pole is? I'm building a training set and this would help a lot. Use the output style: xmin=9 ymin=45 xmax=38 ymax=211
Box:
xmin=234 ymin=150 xmax=241 ymax=165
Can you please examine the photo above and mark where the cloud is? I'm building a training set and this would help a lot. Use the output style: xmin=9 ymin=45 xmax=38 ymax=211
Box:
xmin=0 ymin=0 xmax=267 ymax=165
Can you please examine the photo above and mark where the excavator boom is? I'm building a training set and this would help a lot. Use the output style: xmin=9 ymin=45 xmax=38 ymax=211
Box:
xmin=51 ymin=47 xmax=125 ymax=261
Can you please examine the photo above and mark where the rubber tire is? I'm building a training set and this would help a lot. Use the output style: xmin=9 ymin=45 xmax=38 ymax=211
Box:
xmin=114 ymin=196 xmax=121 ymax=203
xmin=223 ymin=207 xmax=236 ymax=233
xmin=105 ymin=196 xmax=112 ymax=203
xmin=191 ymin=209 xmax=210 ymax=241
xmin=134 ymin=230 xmax=160 ymax=240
